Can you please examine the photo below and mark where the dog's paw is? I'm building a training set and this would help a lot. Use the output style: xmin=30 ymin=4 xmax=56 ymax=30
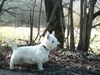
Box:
xmin=10 ymin=66 xmax=14 ymax=70
xmin=38 ymin=67 xmax=44 ymax=71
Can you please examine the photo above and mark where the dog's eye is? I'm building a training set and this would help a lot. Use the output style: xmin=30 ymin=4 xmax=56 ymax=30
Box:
xmin=52 ymin=40 xmax=54 ymax=43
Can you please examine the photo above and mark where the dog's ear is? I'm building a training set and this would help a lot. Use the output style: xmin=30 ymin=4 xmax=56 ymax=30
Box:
xmin=52 ymin=31 xmax=55 ymax=35
xmin=46 ymin=31 xmax=50 ymax=39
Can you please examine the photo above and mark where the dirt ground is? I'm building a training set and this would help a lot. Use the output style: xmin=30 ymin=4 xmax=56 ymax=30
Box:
xmin=0 ymin=46 xmax=100 ymax=75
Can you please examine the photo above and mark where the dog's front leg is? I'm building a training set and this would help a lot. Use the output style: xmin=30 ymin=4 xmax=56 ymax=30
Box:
xmin=10 ymin=61 xmax=14 ymax=70
xmin=37 ymin=61 xmax=44 ymax=70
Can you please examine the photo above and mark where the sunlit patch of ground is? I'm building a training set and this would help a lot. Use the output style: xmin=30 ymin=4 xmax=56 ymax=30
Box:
xmin=0 ymin=26 xmax=100 ymax=55
xmin=90 ymin=29 xmax=100 ymax=55
xmin=0 ymin=26 xmax=45 ymax=45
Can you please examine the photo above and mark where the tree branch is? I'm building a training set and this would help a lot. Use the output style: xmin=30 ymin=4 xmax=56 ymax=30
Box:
xmin=0 ymin=0 xmax=7 ymax=13
xmin=93 ymin=10 xmax=100 ymax=20
xmin=0 ymin=7 xmax=22 ymax=16
xmin=92 ymin=23 xmax=100 ymax=28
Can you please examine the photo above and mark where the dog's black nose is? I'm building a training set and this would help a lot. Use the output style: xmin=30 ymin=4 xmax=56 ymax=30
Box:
xmin=57 ymin=44 xmax=60 ymax=47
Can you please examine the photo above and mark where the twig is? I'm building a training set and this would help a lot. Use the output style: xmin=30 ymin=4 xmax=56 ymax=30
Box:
xmin=63 ymin=5 xmax=80 ymax=16
xmin=95 ymin=5 xmax=100 ymax=9
xmin=18 ymin=39 xmax=30 ymax=44
xmin=93 ymin=10 xmax=100 ymax=19
xmin=38 ymin=1 xmax=59 ymax=41
xmin=92 ymin=23 xmax=100 ymax=28
xmin=89 ymin=46 xmax=96 ymax=55
xmin=0 ymin=0 xmax=7 ymax=13
xmin=33 ymin=0 xmax=43 ymax=43
xmin=89 ymin=35 xmax=97 ymax=55
xmin=29 ymin=0 xmax=36 ymax=45
xmin=90 ymin=35 xmax=96 ymax=44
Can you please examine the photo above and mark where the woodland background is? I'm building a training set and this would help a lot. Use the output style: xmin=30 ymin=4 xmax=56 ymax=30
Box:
xmin=0 ymin=0 xmax=100 ymax=75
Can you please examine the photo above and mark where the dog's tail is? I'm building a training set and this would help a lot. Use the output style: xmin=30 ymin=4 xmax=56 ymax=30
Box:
xmin=6 ymin=38 xmax=17 ymax=51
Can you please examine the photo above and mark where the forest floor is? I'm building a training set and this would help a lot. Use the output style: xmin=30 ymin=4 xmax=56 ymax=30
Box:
xmin=0 ymin=26 xmax=100 ymax=75
xmin=0 ymin=46 xmax=100 ymax=75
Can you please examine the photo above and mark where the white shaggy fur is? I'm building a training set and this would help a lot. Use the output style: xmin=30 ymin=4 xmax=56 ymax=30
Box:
xmin=7 ymin=31 xmax=60 ymax=70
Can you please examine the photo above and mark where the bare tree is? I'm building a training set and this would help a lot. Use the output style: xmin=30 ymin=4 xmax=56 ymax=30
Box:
xmin=77 ymin=0 xmax=97 ymax=55
xmin=29 ymin=0 xmax=37 ymax=45
xmin=85 ymin=0 xmax=97 ymax=53
xmin=44 ymin=0 xmax=65 ymax=48
xmin=69 ymin=0 xmax=75 ymax=50
xmin=77 ymin=0 xmax=87 ymax=53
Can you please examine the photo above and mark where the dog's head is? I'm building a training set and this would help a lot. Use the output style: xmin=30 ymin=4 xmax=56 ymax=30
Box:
xmin=43 ymin=31 xmax=60 ymax=50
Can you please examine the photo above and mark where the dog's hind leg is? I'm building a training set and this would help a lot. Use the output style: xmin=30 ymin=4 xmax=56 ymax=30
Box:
xmin=37 ymin=61 xmax=44 ymax=70
xmin=9 ymin=56 xmax=16 ymax=70
xmin=10 ymin=61 xmax=14 ymax=70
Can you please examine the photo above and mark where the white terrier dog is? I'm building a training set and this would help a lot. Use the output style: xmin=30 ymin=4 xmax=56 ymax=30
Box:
xmin=7 ymin=31 xmax=60 ymax=70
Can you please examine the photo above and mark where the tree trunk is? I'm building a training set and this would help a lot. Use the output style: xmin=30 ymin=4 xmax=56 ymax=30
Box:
xmin=77 ymin=0 xmax=97 ymax=55
xmin=77 ymin=0 xmax=87 ymax=52
xmin=85 ymin=0 xmax=97 ymax=52
xmin=69 ymin=0 xmax=75 ymax=50
xmin=44 ymin=0 xmax=65 ymax=48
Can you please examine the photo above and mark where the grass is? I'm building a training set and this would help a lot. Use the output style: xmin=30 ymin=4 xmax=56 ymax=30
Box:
xmin=0 ymin=26 xmax=29 ymax=46
xmin=0 ymin=26 xmax=100 ymax=55
xmin=0 ymin=26 xmax=45 ymax=46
